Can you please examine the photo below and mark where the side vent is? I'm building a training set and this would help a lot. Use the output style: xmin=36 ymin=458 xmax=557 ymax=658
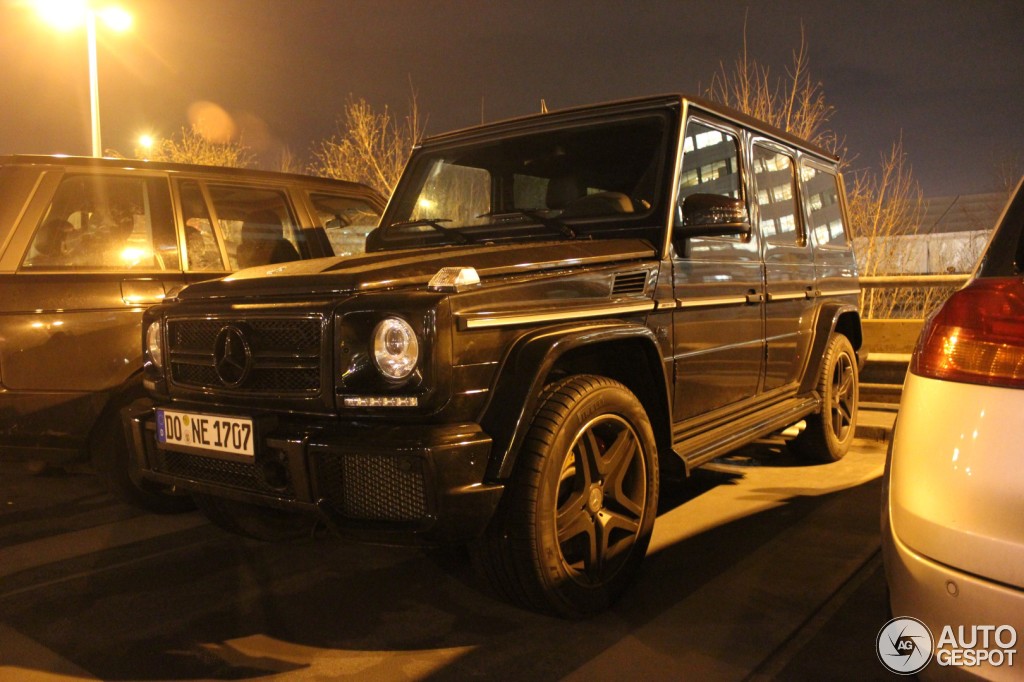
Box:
xmin=611 ymin=271 xmax=649 ymax=295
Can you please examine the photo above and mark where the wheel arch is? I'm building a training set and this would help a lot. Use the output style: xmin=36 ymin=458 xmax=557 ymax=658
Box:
xmin=479 ymin=322 xmax=671 ymax=481
xmin=799 ymin=303 xmax=862 ymax=395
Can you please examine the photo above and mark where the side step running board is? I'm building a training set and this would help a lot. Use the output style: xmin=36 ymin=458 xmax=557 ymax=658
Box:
xmin=673 ymin=397 xmax=819 ymax=472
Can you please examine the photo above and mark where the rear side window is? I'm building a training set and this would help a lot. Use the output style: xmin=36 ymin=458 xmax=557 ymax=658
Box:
xmin=309 ymin=192 xmax=381 ymax=257
xmin=753 ymin=145 xmax=802 ymax=246
xmin=21 ymin=174 xmax=174 ymax=271
xmin=205 ymin=185 xmax=302 ymax=270
xmin=178 ymin=180 xmax=225 ymax=271
xmin=801 ymin=164 xmax=848 ymax=248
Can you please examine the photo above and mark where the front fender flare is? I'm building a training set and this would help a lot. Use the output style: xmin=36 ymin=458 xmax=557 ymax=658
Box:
xmin=479 ymin=321 xmax=669 ymax=481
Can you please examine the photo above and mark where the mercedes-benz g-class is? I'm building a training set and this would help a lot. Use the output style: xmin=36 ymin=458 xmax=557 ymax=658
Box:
xmin=125 ymin=95 xmax=861 ymax=616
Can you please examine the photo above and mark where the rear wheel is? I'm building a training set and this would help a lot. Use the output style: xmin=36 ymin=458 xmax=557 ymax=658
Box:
xmin=472 ymin=375 xmax=659 ymax=618
xmin=193 ymin=495 xmax=315 ymax=542
xmin=791 ymin=333 xmax=859 ymax=462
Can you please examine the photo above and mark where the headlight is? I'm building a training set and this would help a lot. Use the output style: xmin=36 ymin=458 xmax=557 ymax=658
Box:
xmin=146 ymin=321 xmax=164 ymax=369
xmin=372 ymin=317 xmax=419 ymax=380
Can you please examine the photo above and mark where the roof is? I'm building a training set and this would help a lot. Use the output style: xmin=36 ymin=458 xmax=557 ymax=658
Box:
xmin=420 ymin=94 xmax=838 ymax=163
xmin=0 ymin=154 xmax=376 ymax=195
xmin=919 ymin=192 xmax=1008 ymax=235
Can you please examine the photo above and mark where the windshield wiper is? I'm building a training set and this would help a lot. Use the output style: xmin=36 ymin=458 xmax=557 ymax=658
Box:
xmin=478 ymin=209 xmax=577 ymax=239
xmin=383 ymin=218 xmax=476 ymax=244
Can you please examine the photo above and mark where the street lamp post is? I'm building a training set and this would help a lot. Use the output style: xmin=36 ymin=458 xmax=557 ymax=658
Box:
xmin=86 ymin=9 xmax=101 ymax=157
xmin=34 ymin=1 xmax=132 ymax=157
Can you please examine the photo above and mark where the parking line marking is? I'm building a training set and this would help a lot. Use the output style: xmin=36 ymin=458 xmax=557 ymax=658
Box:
xmin=0 ymin=514 xmax=207 ymax=580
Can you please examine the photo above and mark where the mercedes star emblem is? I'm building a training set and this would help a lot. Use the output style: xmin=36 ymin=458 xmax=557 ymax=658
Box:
xmin=213 ymin=325 xmax=252 ymax=387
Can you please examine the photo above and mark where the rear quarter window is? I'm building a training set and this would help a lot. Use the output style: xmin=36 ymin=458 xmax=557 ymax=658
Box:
xmin=800 ymin=163 xmax=848 ymax=248
xmin=978 ymin=181 xmax=1024 ymax=277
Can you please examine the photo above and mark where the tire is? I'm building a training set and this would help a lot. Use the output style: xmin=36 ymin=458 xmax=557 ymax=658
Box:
xmin=193 ymin=495 xmax=315 ymax=542
xmin=472 ymin=375 xmax=659 ymax=618
xmin=92 ymin=408 xmax=196 ymax=514
xmin=791 ymin=333 xmax=859 ymax=462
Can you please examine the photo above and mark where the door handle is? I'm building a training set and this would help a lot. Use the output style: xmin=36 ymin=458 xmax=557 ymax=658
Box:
xmin=745 ymin=289 xmax=765 ymax=304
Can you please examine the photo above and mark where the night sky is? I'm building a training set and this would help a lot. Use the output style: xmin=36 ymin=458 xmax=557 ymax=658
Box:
xmin=3 ymin=0 xmax=1022 ymax=198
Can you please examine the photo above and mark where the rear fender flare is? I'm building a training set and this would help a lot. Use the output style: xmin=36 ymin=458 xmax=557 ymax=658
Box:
xmin=800 ymin=304 xmax=862 ymax=395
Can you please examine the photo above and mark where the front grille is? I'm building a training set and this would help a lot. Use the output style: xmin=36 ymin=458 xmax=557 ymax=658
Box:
xmin=167 ymin=316 xmax=323 ymax=396
xmin=148 ymin=447 xmax=295 ymax=498
xmin=317 ymin=453 xmax=427 ymax=521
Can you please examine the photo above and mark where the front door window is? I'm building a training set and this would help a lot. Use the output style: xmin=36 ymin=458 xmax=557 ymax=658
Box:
xmin=22 ymin=174 xmax=174 ymax=271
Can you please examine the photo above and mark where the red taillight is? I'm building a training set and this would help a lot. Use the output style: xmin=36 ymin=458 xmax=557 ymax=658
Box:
xmin=911 ymin=277 xmax=1024 ymax=388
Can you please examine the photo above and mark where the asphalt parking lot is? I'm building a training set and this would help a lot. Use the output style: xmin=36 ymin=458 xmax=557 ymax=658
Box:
xmin=0 ymin=425 xmax=898 ymax=681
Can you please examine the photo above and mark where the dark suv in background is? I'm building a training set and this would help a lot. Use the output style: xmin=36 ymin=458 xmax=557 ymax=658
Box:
xmin=0 ymin=155 xmax=382 ymax=510
xmin=125 ymin=95 xmax=862 ymax=615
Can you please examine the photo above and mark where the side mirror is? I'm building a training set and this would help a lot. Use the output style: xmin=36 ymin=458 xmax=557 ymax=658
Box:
xmin=676 ymin=193 xmax=751 ymax=237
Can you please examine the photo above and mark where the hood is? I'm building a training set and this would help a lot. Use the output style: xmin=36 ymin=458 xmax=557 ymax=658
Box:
xmin=174 ymin=238 xmax=658 ymax=300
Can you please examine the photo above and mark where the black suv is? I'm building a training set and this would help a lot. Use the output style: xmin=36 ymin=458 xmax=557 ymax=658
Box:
xmin=0 ymin=155 xmax=382 ymax=510
xmin=125 ymin=95 xmax=862 ymax=616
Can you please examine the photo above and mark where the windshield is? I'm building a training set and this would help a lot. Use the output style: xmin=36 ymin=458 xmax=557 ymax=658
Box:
xmin=376 ymin=113 xmax=670 ymax=250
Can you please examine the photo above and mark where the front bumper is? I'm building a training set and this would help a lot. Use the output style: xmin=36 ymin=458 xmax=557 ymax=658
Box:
xmin=123 ymin=401 xmax=504 ymax=545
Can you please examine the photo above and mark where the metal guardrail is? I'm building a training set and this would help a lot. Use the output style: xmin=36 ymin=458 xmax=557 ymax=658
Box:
xmin=858 ymin=274 xmax=970 ymax=289
xmin=856 ymin=274 xmax=971 ymax=406
xmin=857 ymin=273 xmax=970 ymax=323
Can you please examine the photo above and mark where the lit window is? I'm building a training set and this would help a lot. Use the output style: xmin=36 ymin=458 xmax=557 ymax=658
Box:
xmin=695 ymin=130 xmax=724 ymax=149
xmin=772 ymin=184 xmax=792 ymax=202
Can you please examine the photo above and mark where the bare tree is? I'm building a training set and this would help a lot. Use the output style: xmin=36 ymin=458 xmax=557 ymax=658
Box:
xmin=704 ymin=27 xmax=952 ymax=319
xmin=705 ymin=24 xmax=839 ymax=155
xmin=138 ymin=126 xmax=255 ymax=168
xmin=846 ymin=140 xmax=935 ymax=318
xmin=273 ymin=146 xmax=304 ymax=175
xmin=310 ymin=94 xmax=423 ymax=196
xmin=993 ymin=151 xmax=1024 ymax=196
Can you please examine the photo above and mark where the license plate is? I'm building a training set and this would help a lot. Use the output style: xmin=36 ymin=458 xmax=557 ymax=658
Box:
xmin=156 ymin=409 xmax=254 ymax=457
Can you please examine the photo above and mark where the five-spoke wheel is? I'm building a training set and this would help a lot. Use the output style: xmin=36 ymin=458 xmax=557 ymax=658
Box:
xmin=791 ymin=333 xmax=859 ymax=462
xmin=472 ymin=374 xmax=658 ymax=617
xmin=554 ymin=413 xmax=648 ymax=587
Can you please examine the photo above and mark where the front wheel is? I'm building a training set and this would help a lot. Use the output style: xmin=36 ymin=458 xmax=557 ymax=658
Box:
xmin=791 ymin=333 xmax=859 ymax=462
xmin=472 ymin=375 xmax=659 ymax=618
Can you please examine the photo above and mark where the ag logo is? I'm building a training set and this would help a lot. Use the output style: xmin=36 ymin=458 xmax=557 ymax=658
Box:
xmin=877 ymin=616 xmax=934 ymax=675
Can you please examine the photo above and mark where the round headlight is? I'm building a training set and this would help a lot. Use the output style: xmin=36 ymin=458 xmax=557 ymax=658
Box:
xmin=146 ymin=321 xmax=164 ymax=369
xmin=372 ymin=317 xmax=419 ymax=380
